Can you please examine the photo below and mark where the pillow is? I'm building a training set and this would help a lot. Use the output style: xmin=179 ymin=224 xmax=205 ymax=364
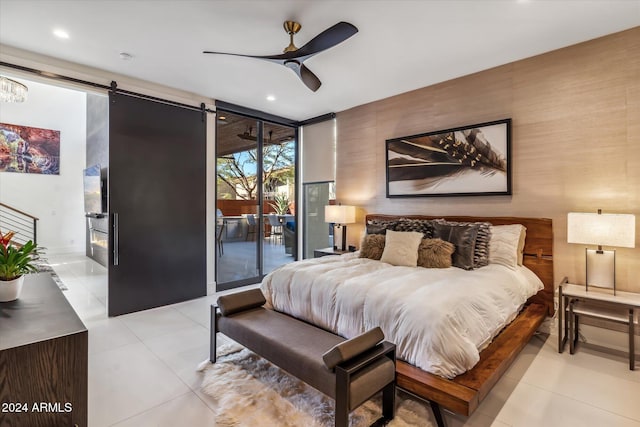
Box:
xmin=517 ymin=226 xmax=527 ymax=266
xmin=435 ymin=220 xmax=491 ymax=268
xmin=365 ymin=219 xmax=397 ymax=235
xmin=432 ymin=223 xmax=479 ymax=270
xmin=359 ymin=234 xmax=386 ymax=260
xmin=417 ymin=238 xmax=455 ymax=268
xmin=380 ymin=230 xmax=424 ymax=267
xmin=394 ymin=218 xmax=436 ymax=238
xmin=489 ymin=224 xmax=526 ymax=269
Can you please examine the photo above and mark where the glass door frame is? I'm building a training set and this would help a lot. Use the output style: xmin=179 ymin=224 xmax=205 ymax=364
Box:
xmin=215 ymin=109 xmax=299 ymax=291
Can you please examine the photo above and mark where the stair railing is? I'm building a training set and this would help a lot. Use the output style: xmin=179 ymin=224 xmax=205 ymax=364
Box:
xmin=0 ymin=202 xmax=39 ymax=245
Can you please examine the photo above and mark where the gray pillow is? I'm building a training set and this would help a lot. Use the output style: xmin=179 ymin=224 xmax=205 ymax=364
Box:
xmin=432 ymin=223 xmax=479 ymax=270
xmin=394 ymin=218 xmax=436 ymax=238
xmin=435 ymin=220 xmax=491 ymax=268
xmin=366 ymin=219 xmax=397 ymax=235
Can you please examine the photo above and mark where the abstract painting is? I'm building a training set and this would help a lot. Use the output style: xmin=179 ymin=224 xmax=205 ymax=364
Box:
xmin=0 ymin=122 xmax=60 ymax=175
xmin=386 ymin=119 xmax=511 ymax=197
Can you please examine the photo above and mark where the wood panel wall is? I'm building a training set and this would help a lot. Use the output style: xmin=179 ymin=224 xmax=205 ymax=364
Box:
xmin=336 ymin=27 xmax=640 ymax=292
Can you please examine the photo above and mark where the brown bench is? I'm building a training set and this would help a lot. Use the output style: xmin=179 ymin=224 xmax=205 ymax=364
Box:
xmin=209 ymin=288 xmax=396 ymax=427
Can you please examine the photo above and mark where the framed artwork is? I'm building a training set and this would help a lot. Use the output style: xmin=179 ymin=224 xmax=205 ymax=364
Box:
xmin=0 ymin=122 xmax=60 ymax=175
xmin=386 ymin=118 xmax=511 ymax=197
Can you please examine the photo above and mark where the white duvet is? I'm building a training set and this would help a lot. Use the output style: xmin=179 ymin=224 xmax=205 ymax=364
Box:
xmin=260 ymin=252 xmax=543 ymax=379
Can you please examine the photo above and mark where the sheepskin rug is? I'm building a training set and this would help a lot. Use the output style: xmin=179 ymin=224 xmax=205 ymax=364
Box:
xmin=198 ymin=344 xmax=437 ymax=426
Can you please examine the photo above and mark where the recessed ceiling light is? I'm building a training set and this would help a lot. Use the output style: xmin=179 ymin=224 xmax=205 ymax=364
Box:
xmin=266 ymin=95 xmax=276 ymax=102
xmin=53 ymin=28 xmax=70 ymax=39
xmin=218 ymin=115 xmax=226 ymax=120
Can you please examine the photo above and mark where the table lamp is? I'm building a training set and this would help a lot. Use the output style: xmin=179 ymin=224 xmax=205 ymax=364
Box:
xmin=567 ymin=210 xmax=635 ymax=294
xmin=325 ymin=205 xmax=356 ymax=251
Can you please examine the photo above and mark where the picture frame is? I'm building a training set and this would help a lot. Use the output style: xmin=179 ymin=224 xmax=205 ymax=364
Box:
xmin=386 ymin=118 xmax=511 ymax=197
xmin=0 ymin=122 xmax=61 ymax=175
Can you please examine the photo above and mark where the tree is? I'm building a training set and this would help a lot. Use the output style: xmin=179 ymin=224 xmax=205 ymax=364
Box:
xmin=217 ymin=141 xmax=294 ymax=200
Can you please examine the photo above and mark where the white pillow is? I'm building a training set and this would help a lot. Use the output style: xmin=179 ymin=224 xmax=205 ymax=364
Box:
xmin=489 ymin=224 xmax=526 ymax=269
xmin=517 ymin=226 xmax=527 ymax=266
xmin=380 ymin=230 xmax=424 ymax=267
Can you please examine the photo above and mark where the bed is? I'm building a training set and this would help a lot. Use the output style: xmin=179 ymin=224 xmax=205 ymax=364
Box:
xmin=261 ymin=215 xmax=554 ymax=416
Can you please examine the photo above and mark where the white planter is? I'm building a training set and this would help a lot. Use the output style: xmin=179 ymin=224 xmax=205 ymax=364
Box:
xmin=0 ymin=276 xmax=25 ymax=302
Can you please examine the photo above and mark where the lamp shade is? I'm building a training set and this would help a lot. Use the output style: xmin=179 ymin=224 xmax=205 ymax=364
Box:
xmin=567 ymin=212 xmax=635 ymax=248
xmin=325 ymin=205 xmax=356 ymax=225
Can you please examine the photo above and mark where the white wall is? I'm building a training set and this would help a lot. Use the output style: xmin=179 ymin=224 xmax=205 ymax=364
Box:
xmin=2 ymin=44 xmax=220 ymax=285
xmin=0 ymin=77 xmax=87 ymax=254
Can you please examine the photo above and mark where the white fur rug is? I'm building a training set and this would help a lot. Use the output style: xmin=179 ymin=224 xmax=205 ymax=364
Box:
xmin=198 ymin=344 xmax=437 ymax=427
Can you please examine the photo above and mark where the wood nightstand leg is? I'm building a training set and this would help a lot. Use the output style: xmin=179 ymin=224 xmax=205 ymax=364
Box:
xmin=558 ymin=287 xmax=564 ymax=353
xmin=569 ymin=300 xmax=575 ymax=355
xmin=630 ymin=309 xmax=635 ymax=371
xmin=563 ymin=296 xmax=569 ymax=351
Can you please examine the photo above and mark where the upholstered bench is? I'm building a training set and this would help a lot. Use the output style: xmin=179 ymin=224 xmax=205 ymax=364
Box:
xmin=209 ymin=288 xmax=397 ymax=427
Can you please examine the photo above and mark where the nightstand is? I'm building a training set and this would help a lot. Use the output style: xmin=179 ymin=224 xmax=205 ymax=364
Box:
xmin=558 ymin=277 xmax=640 ymax=370
xmin=314 ymin=247 xmax=349 ymax=258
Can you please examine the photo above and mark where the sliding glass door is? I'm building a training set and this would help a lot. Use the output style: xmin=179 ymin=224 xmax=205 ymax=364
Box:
xmin=215 ymin=112 xmax=297 ymax=290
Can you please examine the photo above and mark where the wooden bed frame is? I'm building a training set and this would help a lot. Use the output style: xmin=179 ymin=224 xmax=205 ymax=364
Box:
xmin=366 ymin=214 xmax=554 ymax=417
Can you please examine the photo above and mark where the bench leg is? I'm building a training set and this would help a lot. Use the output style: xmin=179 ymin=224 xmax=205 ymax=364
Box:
xmin=210 ymin=305 xmax=217 ymax=363
xmin=382 ymin=381 xmax=395 ymax=421
xmin=335 ymin=368 xmax=349 ymax=427
xmin=335 ymin=398 xmax=348 ymax=427
xmin=430 ymin=401 xmax=446 ymax=427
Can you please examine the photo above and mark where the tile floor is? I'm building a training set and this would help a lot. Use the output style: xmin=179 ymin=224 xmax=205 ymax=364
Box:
xmin=48 ymin=253 xmax=640 ymax=427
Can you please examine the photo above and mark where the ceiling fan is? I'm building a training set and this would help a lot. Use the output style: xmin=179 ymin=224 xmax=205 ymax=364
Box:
xmin=204 ymin=21 xmax=358 ymax=92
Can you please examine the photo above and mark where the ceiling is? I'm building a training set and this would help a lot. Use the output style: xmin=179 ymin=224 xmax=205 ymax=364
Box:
xmin=217 ymin=113 xmax=296 ymax=156
xmin=0 ymin=1 xmax=638 ymax=121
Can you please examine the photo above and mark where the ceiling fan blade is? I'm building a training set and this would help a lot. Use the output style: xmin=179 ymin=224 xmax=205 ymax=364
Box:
xmin=298 ymin=64 xmax=321 ymax=92
xmin=291 ymin=22 xmax=358 ymax=60
xmin=203 ymin=50 xmax=288 ymax=64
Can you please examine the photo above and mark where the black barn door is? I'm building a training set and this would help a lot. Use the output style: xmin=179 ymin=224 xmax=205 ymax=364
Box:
xmin=108 ymin=93 xmax=206 ymax=316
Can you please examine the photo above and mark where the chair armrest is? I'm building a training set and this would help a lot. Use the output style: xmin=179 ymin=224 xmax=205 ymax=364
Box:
xmin=217 ymin=289 xmax=266 ymax=316
xmin=323 ymin=327 xmax=385 ymax=369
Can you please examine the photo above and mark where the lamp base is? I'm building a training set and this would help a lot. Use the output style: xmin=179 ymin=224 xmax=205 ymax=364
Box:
xmin=585 ymin=248 xmax=616 ymax=294
xmin=333 ymin=224 xmax=348 ymax=252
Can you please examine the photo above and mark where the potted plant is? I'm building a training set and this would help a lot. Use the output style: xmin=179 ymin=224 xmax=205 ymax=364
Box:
xmin=0 ymin=230 xmax=38 ymax=302
xmin=268 ymin=193 xmax=291 ymax=215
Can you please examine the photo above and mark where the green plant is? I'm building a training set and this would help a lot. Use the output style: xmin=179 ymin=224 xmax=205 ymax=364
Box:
xmin=268 ymin=193 xmax=291 ymax=215
xmin=0 ymin=235 xmax=38 ymax=281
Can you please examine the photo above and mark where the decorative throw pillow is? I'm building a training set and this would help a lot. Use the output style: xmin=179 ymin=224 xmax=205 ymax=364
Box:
xmin=434 ymin=220 xmax=492 ymax=268
xmin=365 ymin=219 xmax=397 ymax=235
xmin=432 ymin=223 xmax=479 ymax=270
xmin=394 ymin=218 xmax=436 ymax=238
xmin=417 ymin=238 xmax=455 ymax=268
xmin=489 ymin=224 xmax=526 ymax=269
xmin=359 ymin=234 xmax=386 ymax=260
xmin=380 ymin=230 xmax=424 ymax=267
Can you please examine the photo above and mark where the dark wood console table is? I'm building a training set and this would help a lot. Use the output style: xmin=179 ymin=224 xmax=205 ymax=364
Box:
xmin=0 ymin=273 xmax=88 ymax=427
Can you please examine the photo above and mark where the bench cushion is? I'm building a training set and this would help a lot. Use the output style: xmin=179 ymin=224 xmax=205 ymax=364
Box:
xmin=323 ymin=327 xmax=384 ymax=369
xmin=218 ymin=308 xmax=344 ymax=397
xmin=217 ymin=288 xmax=266 ymax=316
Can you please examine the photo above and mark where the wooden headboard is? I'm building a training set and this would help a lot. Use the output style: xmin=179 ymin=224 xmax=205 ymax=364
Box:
xmin=366 ymin=214 xmax=554 ymax=315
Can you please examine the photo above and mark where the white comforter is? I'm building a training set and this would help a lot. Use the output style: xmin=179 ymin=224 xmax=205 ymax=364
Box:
xmin=261 ymin=252 xmax=543 ymax=378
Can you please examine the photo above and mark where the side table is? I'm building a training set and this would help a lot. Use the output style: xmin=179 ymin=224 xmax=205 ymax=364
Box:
xmin=0 ymin=273 xmax=88 ymax=426
xmin=558 ymin=277 xmax=639 ymax=370
xmin=314 ymin=247 xmax=350 ymax=258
